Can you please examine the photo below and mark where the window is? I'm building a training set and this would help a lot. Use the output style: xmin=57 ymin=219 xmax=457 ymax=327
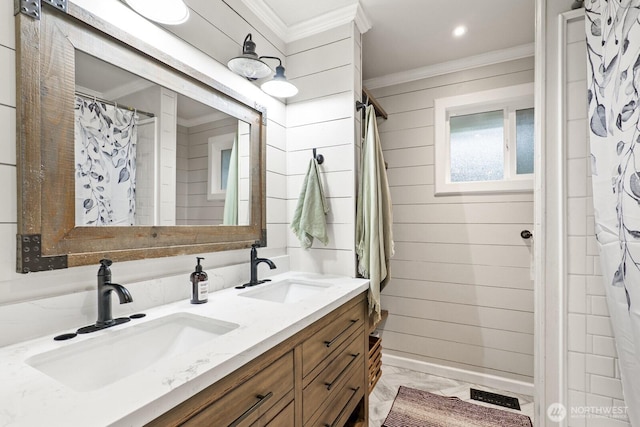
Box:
xmin=220 ymin=148 xmax=232 ymax=191
xmin=207 ymin=135 xmax=234 ymax=200
xmin=434 ymin=83 xmax=534 ymax=195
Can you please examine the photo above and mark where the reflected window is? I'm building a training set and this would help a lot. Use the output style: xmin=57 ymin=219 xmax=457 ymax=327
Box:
xmin=220 ymin=148 xmax=231 ymax=190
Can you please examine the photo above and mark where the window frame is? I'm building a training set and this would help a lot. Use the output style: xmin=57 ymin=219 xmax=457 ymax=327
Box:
xmin=434 ymin=83 xmax=535 ymax=195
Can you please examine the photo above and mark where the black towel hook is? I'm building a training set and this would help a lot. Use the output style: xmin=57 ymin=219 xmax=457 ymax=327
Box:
xmin=313 ymin=148 xmax=324 ymax=165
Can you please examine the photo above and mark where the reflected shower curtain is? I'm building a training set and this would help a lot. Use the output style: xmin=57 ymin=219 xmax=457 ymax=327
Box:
xmin=74 ymin=96 xmax=138 ymax=226
xmin=586 ymin=2 xmax=640 ymax=423
xmin=223 ymin=134 xmax=239 ymax=225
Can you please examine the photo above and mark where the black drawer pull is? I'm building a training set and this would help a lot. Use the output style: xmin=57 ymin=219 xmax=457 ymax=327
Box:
xmin=323 ymin=386 xmax=361 ymax=427
xmin=228 ymin=391 xmax=273 ymax=427
xmin=324 ymin=319 xmax=358 ymax=348
xmin=325 ymin=353 xmax=360 ymax=390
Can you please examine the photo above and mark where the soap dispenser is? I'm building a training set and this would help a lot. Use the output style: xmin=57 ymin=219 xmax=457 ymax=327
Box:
xmin=190 ymin=257 xmax=209 ymax=304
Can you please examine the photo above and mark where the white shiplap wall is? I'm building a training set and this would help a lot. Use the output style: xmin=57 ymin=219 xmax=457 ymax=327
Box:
xmin=180 ymin=118 xmax=236 ymax=226
xmin=285 ymin=24 xmax=361 ymax=276
xmin=0 ymin=0 xmax=288 ymax=305
xmin=371 ymin=58 xmax=536 ymax=383
xmin=563 ymin=15 xmax=631 ymax=427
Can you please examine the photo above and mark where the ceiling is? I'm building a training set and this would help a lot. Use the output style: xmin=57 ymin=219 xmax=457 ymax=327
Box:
xmin=259 ymin=0 xmax=535 ymax=83
xmin=75 ymin=51 xmax=230 ymax=125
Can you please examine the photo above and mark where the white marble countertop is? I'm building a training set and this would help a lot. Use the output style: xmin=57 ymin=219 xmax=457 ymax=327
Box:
xmin=0 ymin=272 xmax=369 ymax=427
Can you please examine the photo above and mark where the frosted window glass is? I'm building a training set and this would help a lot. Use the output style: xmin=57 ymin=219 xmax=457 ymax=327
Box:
xmin=220 ymin=148 xmax=231 ymax=190
xmin=450 ymin=110 xmax=504 ymax=182
xmin=516 ymin=108 xmax=534 ymax=175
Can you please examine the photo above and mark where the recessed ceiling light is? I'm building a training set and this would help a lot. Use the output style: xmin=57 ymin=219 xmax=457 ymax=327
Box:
xmin=453 ymin=25 xmax=467 ymax=37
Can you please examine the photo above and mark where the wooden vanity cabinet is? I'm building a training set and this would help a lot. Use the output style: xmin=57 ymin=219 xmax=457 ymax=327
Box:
xmin=146 ymin=292 xmax=368 ymax=427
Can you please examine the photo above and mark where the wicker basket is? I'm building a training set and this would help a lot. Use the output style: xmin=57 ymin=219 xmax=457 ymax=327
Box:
xmin=368 ymin=335 xmax=382 ymax=392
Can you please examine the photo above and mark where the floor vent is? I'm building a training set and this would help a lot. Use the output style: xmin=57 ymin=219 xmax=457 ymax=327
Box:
xmin=470 ymin=388 xmax=521 ymax=410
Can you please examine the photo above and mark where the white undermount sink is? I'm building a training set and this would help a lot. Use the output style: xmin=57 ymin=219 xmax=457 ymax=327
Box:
xmin=26 ymin=313 xmax=238 ymax=392
xmin=239 ymin=279 xmax=332 ymax=303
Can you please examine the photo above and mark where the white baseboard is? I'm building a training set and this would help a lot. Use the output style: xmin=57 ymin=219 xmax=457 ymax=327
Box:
xmin=381 ymin=353 xmax=534 ymax=397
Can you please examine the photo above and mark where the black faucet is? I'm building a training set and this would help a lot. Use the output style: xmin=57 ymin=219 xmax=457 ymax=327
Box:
xmin=246 ymin=243 xmax=276 ymax=287
xmin=96 ymin=259 xmax=133 ymax=327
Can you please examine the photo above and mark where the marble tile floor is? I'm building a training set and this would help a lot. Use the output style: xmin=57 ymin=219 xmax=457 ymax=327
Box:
xmin=369 ymin=365 xmax=535 ymax=427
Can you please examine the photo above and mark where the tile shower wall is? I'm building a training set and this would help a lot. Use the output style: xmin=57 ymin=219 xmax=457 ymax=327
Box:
xmin=564 ymin=14 xmax=630 ymax=427
xmin=369 ymin=58 xmax=535 ymax=383
xmin=0 ymin=0 xmax=288 ymax=308
xmin=284 ymin=24 xmax=361 ymax=276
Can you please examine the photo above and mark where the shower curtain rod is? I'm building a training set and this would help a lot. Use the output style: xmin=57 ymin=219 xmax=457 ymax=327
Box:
xmin=75 ymin=91 xmax=156 ymax=118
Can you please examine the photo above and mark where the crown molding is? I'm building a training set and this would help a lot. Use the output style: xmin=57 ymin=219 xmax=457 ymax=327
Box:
xmin=103 ymin=78 xmax=156 ymax=101
xmin=239 ymin=1 xmax=371 ymax=44
xmin=354 ymin=3 xmax=372 ymax=34
xmin=287 ymin=4 xmax=371 ymax=42
xmin=177 ymin=111 xmax=231 ymax=128
xmin=238 ymin=0 xmax=288 ymax=42
xmin=76 ymin=79 xmax=156 ymax=104
xmin=363 ymin=43 xmax=535 ymax=90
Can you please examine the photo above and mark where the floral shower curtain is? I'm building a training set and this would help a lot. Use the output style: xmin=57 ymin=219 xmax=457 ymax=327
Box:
xmin=74 ymin=96 xmax=138 ymax=226
xmin=586 ymin=1 xmax=640 ymax=423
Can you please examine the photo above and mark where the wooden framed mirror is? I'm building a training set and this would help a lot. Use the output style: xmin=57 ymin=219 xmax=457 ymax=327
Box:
xmin=15 ymin=2 xmax=266 ymax=273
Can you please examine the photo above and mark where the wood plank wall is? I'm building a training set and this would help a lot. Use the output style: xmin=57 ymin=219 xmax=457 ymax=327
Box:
xmin=370 ymin=58 xmax=536 ymax=382
xmin=284 ymin=24 xmax=361 ymax=276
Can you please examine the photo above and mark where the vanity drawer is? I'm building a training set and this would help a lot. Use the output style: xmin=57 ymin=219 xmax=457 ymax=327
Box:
xmin=183 ymin=351 xmax=294 ymax=427
xmin=302 ymin=299 xmax=365 ymax=377
xmin=302 ymin=328 xmax=364 ymax=425
xmin=265 ymin=401 xmax=295 ymax=427
xmin=305 ymin=363 xmax=364 ymax=427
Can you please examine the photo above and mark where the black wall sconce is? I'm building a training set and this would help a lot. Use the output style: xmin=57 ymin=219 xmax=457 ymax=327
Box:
xmin=227 ymin=34 xmax=298 ymax=98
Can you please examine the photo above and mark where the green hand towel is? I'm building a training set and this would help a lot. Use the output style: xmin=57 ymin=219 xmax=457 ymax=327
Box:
xmin=291 ymin=158 xmax=330 ymax=249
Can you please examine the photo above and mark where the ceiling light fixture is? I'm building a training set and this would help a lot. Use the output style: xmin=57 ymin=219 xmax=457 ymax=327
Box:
xmin=123 ymin=0 xmax=190 ymax=25
xmin=228 ymin=34 xmax=299 ymax=99
xmin=453 ymin=25 xmax=467 ymax=37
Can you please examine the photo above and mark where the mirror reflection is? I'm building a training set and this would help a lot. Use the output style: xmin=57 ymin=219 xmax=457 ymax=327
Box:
xmin=74 ymin=51 xmax=250 ymax=227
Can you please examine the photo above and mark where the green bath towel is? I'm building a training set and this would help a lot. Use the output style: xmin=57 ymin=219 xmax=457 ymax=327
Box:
xmin=291 ymin=158 xmax=329 ymax=249
xmin=356 ymin=105 xmax=394 ymax=324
